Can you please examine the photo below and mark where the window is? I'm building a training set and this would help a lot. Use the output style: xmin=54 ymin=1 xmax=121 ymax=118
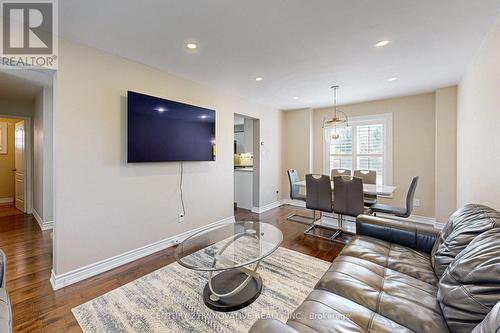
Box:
xmin=324 ymin=114 xmax=392 ymax=185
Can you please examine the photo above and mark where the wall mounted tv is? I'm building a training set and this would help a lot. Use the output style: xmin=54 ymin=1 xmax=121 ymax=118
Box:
xmin=127 ymin=91 xmax=216 ymax=162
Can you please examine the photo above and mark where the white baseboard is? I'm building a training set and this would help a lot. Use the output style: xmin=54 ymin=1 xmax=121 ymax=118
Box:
xmin=281 ymin=198 xmax=441 ymax=229
xmin=280 ymin=198 xmax=305 ymax=207
xmin=32 ymin=209 xmax=54 ymax=231
xmin=0 ymin=197 xmax=13 ymax=205
xmin=50 ymin=216 xmax=235 ymax=290
xmin=251 ymin=200 xmax=282 ymax=213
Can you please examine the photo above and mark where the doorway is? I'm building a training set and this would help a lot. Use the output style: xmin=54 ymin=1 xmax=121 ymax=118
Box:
xmin=233 ymin=114 xmax=260 ymax=211
xmin=0 ymin=68 xmax=54 ymax=229
xmin=0 ymin=117 xmax=30 ymax=216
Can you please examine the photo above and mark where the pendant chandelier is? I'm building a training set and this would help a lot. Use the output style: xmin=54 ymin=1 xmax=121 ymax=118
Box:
xmin=323 ymin=85 xmax=348 ymax=140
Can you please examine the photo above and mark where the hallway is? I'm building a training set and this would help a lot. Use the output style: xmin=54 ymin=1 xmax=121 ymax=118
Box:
xmin=0 ymin=205 xmax=23 ymax=219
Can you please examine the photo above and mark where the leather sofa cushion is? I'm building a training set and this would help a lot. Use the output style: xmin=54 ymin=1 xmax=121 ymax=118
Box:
xmin=431 ymin=204 xmax=500 ymax=278
xmin=287 ymin=289 xmax=414 ymax=333
xmin=438 ymin=227 xmax=500 ymax=333
xmin=340 ymin=235 xmax=438 ymax=285
xmin=315 ymin=255 xmax=449 ymax=333
xmin=471 ymin=301 xmax=500 ymax=333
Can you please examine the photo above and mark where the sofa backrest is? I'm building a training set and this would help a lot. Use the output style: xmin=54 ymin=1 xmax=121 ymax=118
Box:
xmin=431 ymin=204 xmax=500 ymax=278
xmin=437 ymin=227 xmax=500 ymax=333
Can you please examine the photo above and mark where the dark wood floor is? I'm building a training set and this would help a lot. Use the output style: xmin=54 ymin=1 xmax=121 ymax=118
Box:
xmin=1 ymin=204 xmax=346 ymax=332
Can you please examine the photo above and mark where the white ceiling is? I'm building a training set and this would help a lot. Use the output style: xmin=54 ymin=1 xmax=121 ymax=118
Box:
xmin=59 ymin=0 xmax=500 ymax=110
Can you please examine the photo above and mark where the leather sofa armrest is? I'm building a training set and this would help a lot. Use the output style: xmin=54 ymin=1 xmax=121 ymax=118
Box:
xmin=0 ymin=250 xmax=5 ymax=288
xmin=249 ymin=319 xmax=299 ymax=333
xmin=356 ymin=215 xmax=440 ymax=253
xmin=0 ymin=288 xmax=12 ymax=333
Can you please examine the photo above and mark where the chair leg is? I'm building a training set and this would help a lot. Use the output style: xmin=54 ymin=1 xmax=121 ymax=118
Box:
xmin=304 ymin=211 xmax=346 ymax=243
xmin=304 ymin=210 xmax=317 ymax=235
xmin=330 ymin=214 xmax=343 ymax=241
xmin=287 ymin=210 xmax=316 ymax=223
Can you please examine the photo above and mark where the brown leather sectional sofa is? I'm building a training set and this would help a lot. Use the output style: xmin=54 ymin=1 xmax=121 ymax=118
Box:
xmin=249 ymin=204 xmax=500 ymax=333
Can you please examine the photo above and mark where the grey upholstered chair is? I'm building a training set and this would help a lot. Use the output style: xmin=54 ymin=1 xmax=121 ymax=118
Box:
xmin=286 ymin=169 xmax=314 ymax=222
xmin=331 ymin=168 xmax=351 ymax=179
xmin=371 ymin=176 xmax=419 ymax=218
xmin=353 ymin=170 xmax=377 ymax=206
xmin=332 ymin=176 xmax=369 ymax=240
xmin=304 ymin=174 xmax=334 ymax=238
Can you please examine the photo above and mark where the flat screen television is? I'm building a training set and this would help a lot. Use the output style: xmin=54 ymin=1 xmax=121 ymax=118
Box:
xmin=127 ymin=91 xmax=216 ymax=162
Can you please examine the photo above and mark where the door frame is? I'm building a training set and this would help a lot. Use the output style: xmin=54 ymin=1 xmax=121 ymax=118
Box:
xmin=0 ymin=114 xmax=32 ymax=213
xmin=233 ymin=113 xmax=261 ymax=210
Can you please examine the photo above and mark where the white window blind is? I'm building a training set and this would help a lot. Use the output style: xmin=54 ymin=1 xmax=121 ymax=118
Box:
xmin=325 ymin=114 xmax=392 ymax=185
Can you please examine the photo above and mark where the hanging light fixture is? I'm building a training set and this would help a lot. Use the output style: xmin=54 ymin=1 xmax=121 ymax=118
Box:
xmin=323 ymin=85 xmax=348 ymax=140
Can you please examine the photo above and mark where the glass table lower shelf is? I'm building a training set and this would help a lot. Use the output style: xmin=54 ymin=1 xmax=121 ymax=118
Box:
xmin=175 ymin=221 xmax=283 ymax=312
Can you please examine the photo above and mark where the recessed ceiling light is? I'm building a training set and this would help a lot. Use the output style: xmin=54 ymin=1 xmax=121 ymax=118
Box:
xmin=375 ymin=40 xmax=390 ymax=47
xmin=388 ymin=77 xmax=398 ymax=82
xmin=255 ymin=77 xmax=263 ymax=81
xmin=293 ymin=96 xmax=299 ymax=100
xmin=186 ymin=43 xmax=197 ymax=49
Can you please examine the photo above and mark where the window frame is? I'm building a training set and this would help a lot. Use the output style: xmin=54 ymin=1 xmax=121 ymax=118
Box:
xmin=323 ymin=113 xmax=393 ymax=186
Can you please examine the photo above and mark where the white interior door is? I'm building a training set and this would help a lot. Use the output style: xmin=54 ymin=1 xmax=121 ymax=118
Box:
xmin=15 ymin=120 xmax=26 ymax=212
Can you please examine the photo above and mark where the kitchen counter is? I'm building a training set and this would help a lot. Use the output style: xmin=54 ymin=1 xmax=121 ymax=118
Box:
xmin=234 ymin=167 xmax=253 ymax=172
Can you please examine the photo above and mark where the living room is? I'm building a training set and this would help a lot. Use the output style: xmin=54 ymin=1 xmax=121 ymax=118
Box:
xmin=0 ymin=1 xmax=499 ymax=332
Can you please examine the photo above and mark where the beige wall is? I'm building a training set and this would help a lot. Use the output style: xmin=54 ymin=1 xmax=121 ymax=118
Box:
xmin=458 ymin=18 xmax=500 ymax=210
xmin=54 ymin=39 xmax=283 ymax=275
xmin=0 ymin=118 xmax=18 ymax=200
xmin=282 ymin=108 xmax=312 ymax=197
xmin=34 ymin=92 xmax=43 ymax=214
xmin=310 ymin=93 xmax=437 ymax=217
xmin=33 ymin=87 xmax=54 ymax=223
xmin=435 ymin=87 xmax=458 ymax=222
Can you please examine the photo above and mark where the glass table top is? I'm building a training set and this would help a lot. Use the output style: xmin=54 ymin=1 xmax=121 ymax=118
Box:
xmin=175 ymin=221 xmax=283 ymax=271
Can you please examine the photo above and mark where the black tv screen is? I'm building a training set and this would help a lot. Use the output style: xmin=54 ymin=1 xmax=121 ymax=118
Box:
xmin=127 ymin=91 xmax=216 ymax=162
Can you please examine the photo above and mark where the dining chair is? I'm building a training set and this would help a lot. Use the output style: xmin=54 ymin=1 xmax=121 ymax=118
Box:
xmin=371 ymin=176 xmax=419 ymax=218
xmin=286 ymin=169 xmax=314 ymax=222
xmin=353 ymin=170 xmax=378 ymax=206
xmin=331 ymin=169 xmax=351 ymax=179
xmin=304 ymin=174 xmax=334 ymax=238
xmin=332 ymin=176 xmax=370 ymax=241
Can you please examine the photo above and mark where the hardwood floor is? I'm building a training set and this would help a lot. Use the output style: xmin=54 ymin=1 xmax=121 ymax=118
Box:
xmin=1 ymin=205 xmax=346 ymax=332
xmin=0 ymin=204 xmax=23 ymax=218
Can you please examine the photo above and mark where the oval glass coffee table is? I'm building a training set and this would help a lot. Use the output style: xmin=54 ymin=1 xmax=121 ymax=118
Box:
xmin=175 ymin=221 xmax=283 ymax=312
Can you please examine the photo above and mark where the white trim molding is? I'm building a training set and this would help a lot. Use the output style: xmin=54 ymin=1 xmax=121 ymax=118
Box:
xmin=0 ymin=197 xmax=14 ymax=205
xmin=282 ymin=199 xmax=441 ymax=229
xmin=50 ymin=216 xmax=235 ymax=290
xmin=32 ymin=209 xmax=54 ymax=231
xmin=280 ymin=198 xmax=305 ymax=208
xmin=251 ymin=200 xmax=281 ymax=213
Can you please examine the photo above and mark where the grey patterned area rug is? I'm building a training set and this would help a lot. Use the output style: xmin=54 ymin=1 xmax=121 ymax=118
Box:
xmin=72 ymin=246 xmax=330 ymax=333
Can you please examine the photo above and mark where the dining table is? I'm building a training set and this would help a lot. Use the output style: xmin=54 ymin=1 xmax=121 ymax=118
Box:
xmin=294 ymin=180 xmax=396 ymax=196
